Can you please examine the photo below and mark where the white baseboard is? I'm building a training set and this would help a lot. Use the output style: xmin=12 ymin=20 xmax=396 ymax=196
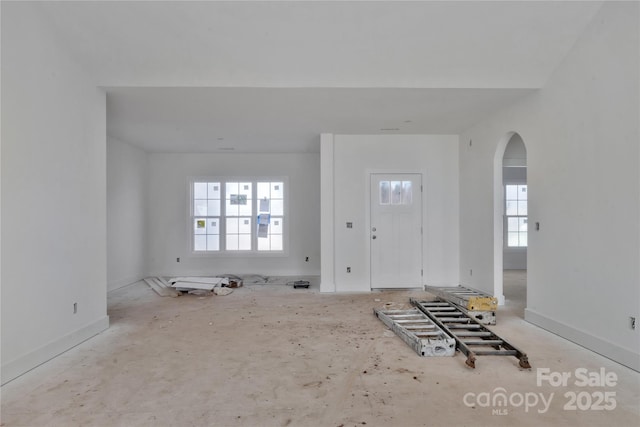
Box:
xmin=319 ymin=286 xmax=336 ymax=293
xmin=1 ymin=316 xmax=110 ymax=385
xmin=107 ymin=275 xmax=145 ymax=292
xmin=525 ymin=308 xmax=639 ymax=372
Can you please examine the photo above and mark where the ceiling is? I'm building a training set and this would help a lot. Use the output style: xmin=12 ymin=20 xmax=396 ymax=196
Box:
xmin=32 ymin=1 xmax=603 ymax=153
xmin=106 ymin=87 xmax=533 ymax=152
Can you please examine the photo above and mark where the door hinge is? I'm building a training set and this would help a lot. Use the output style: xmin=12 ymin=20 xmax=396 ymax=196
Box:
xmin=421 ymin=269 xmax=423 ymax=276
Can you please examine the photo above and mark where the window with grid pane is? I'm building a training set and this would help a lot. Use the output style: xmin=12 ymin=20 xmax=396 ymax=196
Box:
xmin=505 ymin=184 xmax=527 ymax=247
xmin=225 ymin=182 xmax=253 ymax=251
xmin=257 ymin=181 xmax=284 ymax=251
xmin=192 ymin=178 xmax=285 ymax=253
xmin=193 ymin=182 xmax=221 ymax=251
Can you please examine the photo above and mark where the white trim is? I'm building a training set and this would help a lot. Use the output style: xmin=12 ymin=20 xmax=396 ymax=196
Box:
xmin=525 ymin=308 xmax=640 ymax=372
xmin=493 ymin=132 xmax=514 ymax=306
xmin=366 ymin=169 xmax=425 ymax=290
xmin=107 ymin=274 xmax=146 ymax=292
xmin=503 ymin=158 xmax=527 ymax=167
xmin=320 ymin=134 xmax=336 ymax=293
xmin=1 ymin=316 xmax=110 ymax=385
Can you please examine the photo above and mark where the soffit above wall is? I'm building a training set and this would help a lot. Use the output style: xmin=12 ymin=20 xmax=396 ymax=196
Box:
xmin=37 ymin=1 xmax=602 ymax=88
xmin=106 ymin=87 xmax=534 ymax=152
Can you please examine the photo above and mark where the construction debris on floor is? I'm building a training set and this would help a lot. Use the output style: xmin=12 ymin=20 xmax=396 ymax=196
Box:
xmin=171 ymin=276 xmax=232 ymax=291
xmin=374 ymin=308 xmax=456 ymax=357
xmin=143 ymin=277 xmax=180 ymax=297
xmin=410 ymin=298 xmax=530 ymax=369
xmin=424 ymin=284 xmax=497 ymax=325
xmin=289 ymin=280 xmax=310 ymax=289
xmin=374 ymin=289 xmax=531 ymax=370
xmin=143 ymin=276 xmax=243 ymax=297
xmin=141 ymin=274 xmax=316 ymax=296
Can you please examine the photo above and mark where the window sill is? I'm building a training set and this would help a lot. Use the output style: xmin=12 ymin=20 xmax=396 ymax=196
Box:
xmin=190 ymin=251 xmax=288 ymax=258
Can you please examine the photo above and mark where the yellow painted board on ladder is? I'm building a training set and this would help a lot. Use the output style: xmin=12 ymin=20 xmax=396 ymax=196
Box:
xmin=466 ymin=296 xmax=498 ymax=311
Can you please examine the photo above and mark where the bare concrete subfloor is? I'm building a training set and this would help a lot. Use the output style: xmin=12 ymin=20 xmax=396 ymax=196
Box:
xmin=2 ymin=272 xmax=639 ymax=426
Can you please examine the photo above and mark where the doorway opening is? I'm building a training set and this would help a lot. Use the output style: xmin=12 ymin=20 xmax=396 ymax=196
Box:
xmin=494 ymin=132 xmax=527 ymax=317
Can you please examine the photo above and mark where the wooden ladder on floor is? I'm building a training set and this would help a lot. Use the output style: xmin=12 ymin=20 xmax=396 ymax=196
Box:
xmin=374 ymin=308 xmax=456 ymax=357
xmin=410 ymin=298 xmax=531 ymax=369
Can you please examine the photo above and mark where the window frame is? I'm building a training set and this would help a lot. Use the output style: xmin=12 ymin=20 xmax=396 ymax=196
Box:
xmin=188 ymin=176 xmax=289 ymax=257
xmin=504 ymin=183 xmax=528 ymax=248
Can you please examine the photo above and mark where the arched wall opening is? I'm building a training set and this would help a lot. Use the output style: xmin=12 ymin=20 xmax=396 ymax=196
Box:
xmin=493 ymin=132 xmax=527 ymax=308
xmin=502 ymin=134 xmax=527 ymax=315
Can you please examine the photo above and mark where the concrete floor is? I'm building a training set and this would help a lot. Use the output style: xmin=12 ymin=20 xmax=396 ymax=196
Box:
xmin=2 ymin=271 xmax=639 ymax=426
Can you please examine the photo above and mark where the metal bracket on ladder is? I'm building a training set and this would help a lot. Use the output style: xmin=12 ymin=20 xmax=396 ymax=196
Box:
xmin=425 ymin=285 xmax=497 ymax=325
xmin=410 ymin=298 xmax=531 ymax=369
xmin=374 ymin=308 xmax=456 ymax=357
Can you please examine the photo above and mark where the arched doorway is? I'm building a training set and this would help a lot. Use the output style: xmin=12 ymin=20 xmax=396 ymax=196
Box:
xmin=493 ymin=132 xmax=527 ymax=315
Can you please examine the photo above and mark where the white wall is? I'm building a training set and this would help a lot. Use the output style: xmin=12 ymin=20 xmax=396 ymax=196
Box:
xmin=323 ymin=135 xmax=459 ymax=292
xmin=147 ymin=152 xmax=320 ymax=277
xmin=107 ymin=137 xmax=148 ymax=290
xmin=1 ymin=3 xmax=108 ymax=383
xmin=459 ymin=2 xmax=639 ymax=370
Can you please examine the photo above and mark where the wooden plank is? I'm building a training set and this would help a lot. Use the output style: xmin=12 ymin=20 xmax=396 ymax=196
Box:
xmin=170 ymin=276 xmax=227 ymax=285
xmin=144 ymin=278 xmax=173 ymax=297
xmin=152 ymin=277 xmax=181 ymax=297
xmin=171 ymin=281 xmax=216 ymax=291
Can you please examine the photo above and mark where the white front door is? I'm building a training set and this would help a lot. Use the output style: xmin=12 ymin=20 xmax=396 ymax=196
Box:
xmin=370 ymin=173 xmax=423 ymax=289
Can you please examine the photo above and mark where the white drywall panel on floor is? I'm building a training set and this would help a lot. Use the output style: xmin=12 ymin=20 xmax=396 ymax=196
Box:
xmin=146 ymin=152 xmax=320 ymax=277
xmin=107 ymin=137 xmax=148 ymax=291
xmin=331 ymin=135 xmax=459 ymax=292
xmin=458 ymin=2 xmax=639 ymax=370
xmin=1 ymin=3 xmax=108 ymax=384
